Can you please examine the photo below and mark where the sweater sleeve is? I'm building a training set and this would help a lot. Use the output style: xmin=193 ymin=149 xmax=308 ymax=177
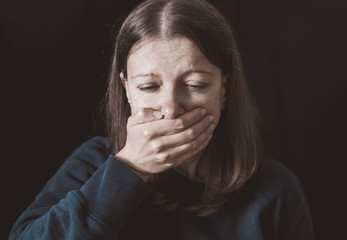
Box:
xmin=9 ymin=137 xmax=151 ymax=239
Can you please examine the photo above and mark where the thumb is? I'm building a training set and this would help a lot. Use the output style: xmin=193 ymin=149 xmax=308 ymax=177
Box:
xmin=128 ymin=108 xmax=164 ymax=126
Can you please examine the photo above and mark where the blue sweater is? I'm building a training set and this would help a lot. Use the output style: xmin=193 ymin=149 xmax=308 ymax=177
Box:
xmin=10 ymin=137 xmax=315 ymax=239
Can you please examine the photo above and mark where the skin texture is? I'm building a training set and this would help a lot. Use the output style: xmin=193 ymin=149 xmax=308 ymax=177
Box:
xmin=116 ymin=37 xmax=226 ymax=182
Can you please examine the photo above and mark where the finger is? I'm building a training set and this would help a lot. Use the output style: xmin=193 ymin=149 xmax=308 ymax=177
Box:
xmin=172 ymin=129 xmax=213 ymax=167
xmin=143 ymin=107 xmax=208 ymax=136
xmin=128 ymin=108 xmax=164 ymax=126
xmin=156 ymin=114 xmax=214 ymax=148
xmin=152 ymin=120 xmax=214 ymax=166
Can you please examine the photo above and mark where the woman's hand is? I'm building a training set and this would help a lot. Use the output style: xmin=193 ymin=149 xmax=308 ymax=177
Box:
xmin=115 ymin=107 xmax=214 ymax=182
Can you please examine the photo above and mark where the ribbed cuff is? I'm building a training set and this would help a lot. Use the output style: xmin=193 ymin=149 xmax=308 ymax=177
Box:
xmin=80 ymin=155 xmax=151 ymax=230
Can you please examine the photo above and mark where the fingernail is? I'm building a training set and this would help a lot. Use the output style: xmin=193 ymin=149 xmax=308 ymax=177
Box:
xmin=209 ymin=115 xmax=214 ymax=122
xmin=209 ymin=134 xmax=213 ymax=140
xmin=153 ymin=111 xmax=163 ymax=118
xmin=201 ymin=108 xmax=206 ymax=116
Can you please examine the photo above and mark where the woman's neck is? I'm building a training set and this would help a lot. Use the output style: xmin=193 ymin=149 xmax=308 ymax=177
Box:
xmin=173 ymin=152 xmax=206 ymax=183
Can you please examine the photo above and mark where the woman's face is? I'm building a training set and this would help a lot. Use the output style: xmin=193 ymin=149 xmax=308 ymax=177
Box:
xmin=122 ymin=37 xmax=225 ymax=126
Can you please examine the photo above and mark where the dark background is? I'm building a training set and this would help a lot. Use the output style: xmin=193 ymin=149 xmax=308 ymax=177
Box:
xmin=2 ymin=0 xmax=346 ymax=239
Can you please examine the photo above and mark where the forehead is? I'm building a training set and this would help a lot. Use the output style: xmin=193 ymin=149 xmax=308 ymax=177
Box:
xmin=126 ymin=37 xmax=217 ymax=76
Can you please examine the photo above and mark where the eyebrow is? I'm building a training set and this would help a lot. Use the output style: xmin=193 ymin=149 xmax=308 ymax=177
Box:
xmin=131 ymin=69 xmax=213 ymax=79
xmin=132 ymin=73 xmax=158 ymax=79
xmin=183 ymin=69 xmax=213 ymax=76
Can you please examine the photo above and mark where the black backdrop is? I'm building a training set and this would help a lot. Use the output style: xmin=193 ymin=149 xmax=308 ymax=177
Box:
xmin=2 ymin=0 xmax=346 ymax=239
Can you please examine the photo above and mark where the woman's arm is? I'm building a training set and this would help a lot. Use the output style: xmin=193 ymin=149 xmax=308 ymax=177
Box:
xmin=9 ymin=137 xmax=151 ymax=239
xmin=10 ymin=106 xmax=212 ymax=239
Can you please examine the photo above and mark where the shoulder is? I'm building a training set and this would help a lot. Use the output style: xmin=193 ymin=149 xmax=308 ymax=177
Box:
xmin=40 ymin=136 xmax=110 ymax=192
xmin=252 ymin=156 xmax=305 ymax=202
xmin=69 ymin=136 xmax=109 ymax=163
xmin=63 ymin=136 xmax=110 ymax=174
xmin=245 ymin=157 xmax=315 ymax=239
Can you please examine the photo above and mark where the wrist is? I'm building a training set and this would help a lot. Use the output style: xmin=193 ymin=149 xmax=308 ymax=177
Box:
xmin=115 ymin=150 xmax=151 ymax=182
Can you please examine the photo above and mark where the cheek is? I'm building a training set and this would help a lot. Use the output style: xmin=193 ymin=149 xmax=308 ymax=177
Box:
xmin=204 ymin=98 xmax=222 ymax=125
xmin=203 ymin=86 xmax=224 ymax=122
xmin=127 ymin=89 xmax=145 ymax=114
xmin=128 ymin=97 xmax=147 ymax=115
xmin=192 ymin=92 xmax=222 ymax=125
xmin=128 ymin=93 xmax=165 ymax=114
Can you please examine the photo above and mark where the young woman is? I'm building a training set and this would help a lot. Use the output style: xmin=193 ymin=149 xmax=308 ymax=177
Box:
xmin=10 ymin=0 xmax=315 ymax=239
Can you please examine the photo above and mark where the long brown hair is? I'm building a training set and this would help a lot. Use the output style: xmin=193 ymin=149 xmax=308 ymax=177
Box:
xmin=105 ymin=0 xmax=263 ymax=216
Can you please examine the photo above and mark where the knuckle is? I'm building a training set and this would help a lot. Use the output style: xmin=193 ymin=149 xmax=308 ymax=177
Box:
xmin=164 ymin=162 xmax=175 ymax=169
xmin=158 ymin=152 xmax=170 ymax=162
xmin=137 ymin=109 xmax=145 ymax=117
xmin=143 ymin=128 xmax=153 ymax=138
xmin=174 ymin=119 xmax=184 ymax=129
xmin=186 ymin=128 xmax=196 ymax=139
xmin=190 ymin=140 xmax=198 ymax=149
xmin=150 ymin=141 xmax=161 ymax=153
xmin=137 ymin=109 xmax=145 ymax=122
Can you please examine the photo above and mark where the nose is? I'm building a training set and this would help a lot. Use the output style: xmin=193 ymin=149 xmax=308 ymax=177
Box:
xmin=160 ymin=89 xmax=185 ymax=119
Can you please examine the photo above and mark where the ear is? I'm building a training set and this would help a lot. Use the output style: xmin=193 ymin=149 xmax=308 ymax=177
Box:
xmin=120 ymin=72 xmax=126 ymax=88
xmin=220 ymin=75 xmax=228 ymax=109
xmin=120 ymin=72 xmax=131 ymax=103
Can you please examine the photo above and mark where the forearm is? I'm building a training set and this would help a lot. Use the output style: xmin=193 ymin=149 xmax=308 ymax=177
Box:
xmin=10 ymin=155 xmax=151 ymax=240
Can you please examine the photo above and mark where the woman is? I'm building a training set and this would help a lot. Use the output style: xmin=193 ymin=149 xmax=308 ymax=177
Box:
xmin=10 ymin=0 xmax=315 ymax=239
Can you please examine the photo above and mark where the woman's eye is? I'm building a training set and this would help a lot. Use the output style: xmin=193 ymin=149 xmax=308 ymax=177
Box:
xmin=138 ymin=85 xmax=159 ymax=92
xmin=184 ymin=83 xmax=207 ymax=90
